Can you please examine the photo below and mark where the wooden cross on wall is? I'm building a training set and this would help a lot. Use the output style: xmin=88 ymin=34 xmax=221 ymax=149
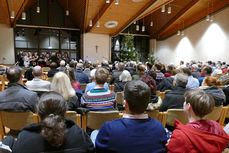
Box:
xmin=95 ymin=45 xmax=98 ymax=53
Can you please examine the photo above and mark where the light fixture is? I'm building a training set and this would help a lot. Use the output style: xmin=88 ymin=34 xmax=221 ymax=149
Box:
xmin=206 ymin=15 xmax=210 ymax=21
xmin=66 ymin=0 xmax=69 ymax=16
xmin=89 ymin=19 xmax=93 ymax=27
xmin=210 ymin=15 xmax=214 ymax=22
xmin=115 ymin=0 xmax=119 ymax=5
xmin=136 ymin=25 xmax=139 ymax=31
xmin=161 ymin=5 xmax=165 ymax=13
xmin=133 ymin=21 xmax=136 ymax=24
xmin=150 ymin=21 xmax=153 ymax=27
xmin=106 ymin=0 xmax=110 ymax=3
xmin=36 ymin=0 xmax=40 ymax=13
xmin=96 ymin=21 xmax=100 ymax=27
xmin=142 ymin=25 xmax=145 ymax=32
xmin=177 ymin=30 xmax=181 ymax=35
xmin=168 ymin=6 xmax=171 ymax=14
xmin=48 ymin=30 xmax=52 ymax=49
xmin=181 ymin=30 xmax=184 ymax=36
xmin=21 ymin=12 xmax=26 ymax=20
xmin=10 ymin=11 xmax=15 ymax=19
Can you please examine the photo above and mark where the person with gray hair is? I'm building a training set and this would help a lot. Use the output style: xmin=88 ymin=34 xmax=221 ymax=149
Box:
xmin=109 ymin=62 xmax=125 ymax=84
xmin=114 ymin=70 xmax=132 ymax=92
xmin=159 ymin=73 xmax=188 ymax=112
xmin=26 ymin=66 xmax=51 ymax=92
xmin=57 ymin=60 xmax=67 ymax=72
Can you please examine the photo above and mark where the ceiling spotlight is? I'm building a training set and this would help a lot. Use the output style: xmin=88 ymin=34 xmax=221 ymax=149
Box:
xmin=142 ymin=26 xmax=145 ymax=32
xmin=66 ymin=10 xmax=69 ymax=16
xmin=89 ymin=20 xmax=93 ymax=27
xmin=106 ymin=0 xmax=110 ymax=3
xmin=21 ymin=12 xmax=26 ymax=20
xmin=133 ymin=21 xmax=136 ymax=24
xmin=96 ymin=21 xmax=100 ymax=28
xmin=10 ymin=11 xmax=15 ymax=19
xmin=115 ymin=0 xmax=119 ymax=5
xmin=168 ymin=6 xmax=171 ymax=14
xmin=161 ymin=5 xmax=165 ymax=13
xmin=36 ymin=6 xmax=40 ymax=13
xmin=150 ymin=21 xmax=153 ymax=27
xmin=177 ymin=30 xmax=181 ymax=35
xmin=136 ymin=25 xmax=139 ymax=31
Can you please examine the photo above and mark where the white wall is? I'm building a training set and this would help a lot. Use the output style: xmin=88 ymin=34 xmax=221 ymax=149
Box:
xmin=0 ymin=24 xmax=14 ymax=64
xmin=83 ymin=33 xmax=110 ymax=63
xmin=155 ymin=6 xmax=229 ymax=65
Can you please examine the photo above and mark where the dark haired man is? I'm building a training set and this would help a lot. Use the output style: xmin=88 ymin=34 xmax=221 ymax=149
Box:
xmin=81 ymin=67 xmax=116 ymax=110
xmin=0 ymin=66 xmax=38 ymax=112
xmin=95 ymin=80 xmax=167 ymax=153
xmin=109 ymin=62 xmax=125 ymax=84
xmin=198 ymin=66 xmax=212 ymax=86
xmin=154 ymin=63 xmax=165 ymax=85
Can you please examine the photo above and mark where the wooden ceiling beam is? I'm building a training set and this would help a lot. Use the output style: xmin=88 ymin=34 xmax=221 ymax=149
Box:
xmin=0 ymin=0 xmax=11 ymax=27
xmin=83 ymin=0 xmax=89 ymax=33
xmin=154 ymin=0 xmax=199 ymax=38
xmin=112 ymin=0 xmax=157 ymax=36
xmin=12 ymin=0 xmax=29 ymax=27
xmin=86 ymin=0 xmax=115 ymax=33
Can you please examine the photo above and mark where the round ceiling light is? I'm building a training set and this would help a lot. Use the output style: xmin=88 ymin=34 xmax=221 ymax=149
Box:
xmin=104 ymin=21 xmax=118 ymax=28
xmin=132 ymin=0 xmax=143 ymax=2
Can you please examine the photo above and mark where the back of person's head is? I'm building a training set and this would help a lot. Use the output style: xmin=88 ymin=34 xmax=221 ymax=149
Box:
xmin=76 ymin=63 xmax=83 ymax=70
xmin=182 ymin=67 xmax=192 ymax=76
xmin=154 ymin=63 xmax=162 ymax=70
xmin=118 ymin=62 xmax=125 ymax=71
xmin=124 ymin=80 xmax=151 ymax=114
xmin=171 ymin=69 xmax=180 ymax=76
xmin=148 ymin=70 xmax=156 ymax=80
xmin=33 ymin=66 xmax=42 ymax=77
xmin=136 ymin=64 xmax=145 ymax=74
xmin=51 ymin=72 xmax=75 ymax=100
xmin=119 ymin=70 xmax=132 ymax=82
xmin=146 ymin=62 xmax=152 ymax=69
xmin=203 ymin=76 xmax=222 ymax=86
xmin=167 ymin=64 xmax=175 ymax=72
xmin=60 ymin=60 xmax=65 ymax=67
xmin=50 ymin=62 xmax=57 ymax=69
xmin=174 ymin=73 xmax=188 ymax=88
xmin=6 ymin=66 xmax=21 ymax=83
xmin=95 ymin=67 xmax=109 ymax=84
xmin=184 ymin=89 xmax=215 ymax=118
xmin=69 ymin=61 xmax=75 ymax=68
xmin=38 ymin=92 xmax=67 ymax=147
xmin=204 ymin=66 xmax=212 ymax=75
xmin=68 ymin=68 xmax=76 ymax=82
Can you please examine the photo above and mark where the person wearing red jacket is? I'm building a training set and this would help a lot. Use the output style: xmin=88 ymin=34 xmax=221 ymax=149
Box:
xmin=167 ymin=89 xmax=229 ymax=153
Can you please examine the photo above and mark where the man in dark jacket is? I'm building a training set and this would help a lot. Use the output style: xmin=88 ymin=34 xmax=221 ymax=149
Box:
xmin=159 ymin=73 xmax=188 ymax=112
xmin=109 ymin=62 xmax=125 ymax=84
xmin=0 ymin=66 xmax=39 ymax=112
xmin=75 ymin=63 xmax=89 ymax=84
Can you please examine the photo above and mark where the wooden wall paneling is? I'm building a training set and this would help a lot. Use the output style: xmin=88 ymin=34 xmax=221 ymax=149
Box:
xmin=158 ymin=0 xmax=229 ymax=39
xmin=0 ymin=0 xmax=10 ymax=26
xmin=154 ymin=0 xmax=199 ymax=38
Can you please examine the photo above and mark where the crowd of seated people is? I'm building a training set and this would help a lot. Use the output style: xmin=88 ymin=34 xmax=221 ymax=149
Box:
xmin=1 ymin=58 xmax=229 ymax=152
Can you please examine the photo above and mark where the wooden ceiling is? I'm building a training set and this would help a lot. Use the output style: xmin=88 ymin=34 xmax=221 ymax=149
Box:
xmin=0 ymin=0 xmax=228 ymax=39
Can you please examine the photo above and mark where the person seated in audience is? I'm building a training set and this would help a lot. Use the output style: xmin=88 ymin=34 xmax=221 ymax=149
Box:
xmin=182 ymin=67 xmax=199 ymax=89
xmin=132 ymin=64 xmax=145 ymax=80
xmin=164 ymin=64 xmax=175 ymax=77
xmin=191 ymin=64 xmax=200 ymax=78
xmin=114 ymin=70 xmax=132 ymax=92
xmin=157 ymin=69 xmax=180 ymax=92
xmin=145 ymin=62 xmax=152 ymax=74
xmin=75 ymin=63 xmax=89 ymax=84
xmin=83 ymin=63 xmax=91 ymax=79
xmin=211 ymin=64 xmax=223 ymax=77
xmin=201 ymin=76 xmax=226 ymax=106
xmin=51 ymin=72 xmax=79 ymax=110
xmin=68 ymin=68 xmax=81 ymax=91
xmin=125 ymin=61 xmax=136 ymax=76
xmin=154 ymin=63 xmax=165 ymax=85
xmin=47 ymin=62 xmax=59 ymax=78
xmin=198 ymin=66 xmax=212 ymax=86
xmin=81 ymin=67 xmax=116 ymax=110
xmin=24 ymin=67 xmax=34 ymax=81
xmin=25 ymin=66 xmax=50 ymax=92
xmin=11 ymin=92 xmax=94 ymax=152
xmin=0 ymin=66 xmax=38 ymax=112
xmin=109 ymin=62 xmax=125 ymax=84
xmin=57 ymin=60 xmax=67 ymax=72
xmin=85 ymin=68 xmax=109 ymax=93
xmin=95 ymin=80 xmax=168 ymax=153
xmin=140 ymin=70 xmax=157 ymax=95
xmin=101 ymin=60 xmax=111 ymax=73
xmin=159 ymin=73 xmax=188 ymax=112
xmin=167 ymin=89 xmax=229 ymax=153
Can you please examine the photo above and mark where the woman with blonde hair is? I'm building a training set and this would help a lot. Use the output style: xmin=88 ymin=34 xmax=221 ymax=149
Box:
xmin=201 ymin=76 xmax=226 ymax=106
xmin=51 ymin=72 xmax=79 ymax=110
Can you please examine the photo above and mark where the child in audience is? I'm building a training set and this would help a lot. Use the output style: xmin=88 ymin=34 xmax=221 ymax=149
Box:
xmin=12 ymin=92 xmax=94 ymax=153
xmin=167 ymin=89 xmax=229 ymax=153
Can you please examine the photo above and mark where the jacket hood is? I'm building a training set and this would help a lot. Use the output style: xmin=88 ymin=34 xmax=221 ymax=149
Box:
xmin=174 ymin=120 xmax=229 ymax=152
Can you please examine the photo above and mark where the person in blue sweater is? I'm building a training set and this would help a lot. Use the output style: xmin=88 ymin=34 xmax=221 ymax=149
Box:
xmin=95 ymin=80 xmax=168 ymax=153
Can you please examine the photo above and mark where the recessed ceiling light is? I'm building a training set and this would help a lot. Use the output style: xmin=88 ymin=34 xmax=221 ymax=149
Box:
xmin=132 ymin=0 xmax=143 ymax=2
xmin=104 ymin=21 xmax=118 ymax=28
